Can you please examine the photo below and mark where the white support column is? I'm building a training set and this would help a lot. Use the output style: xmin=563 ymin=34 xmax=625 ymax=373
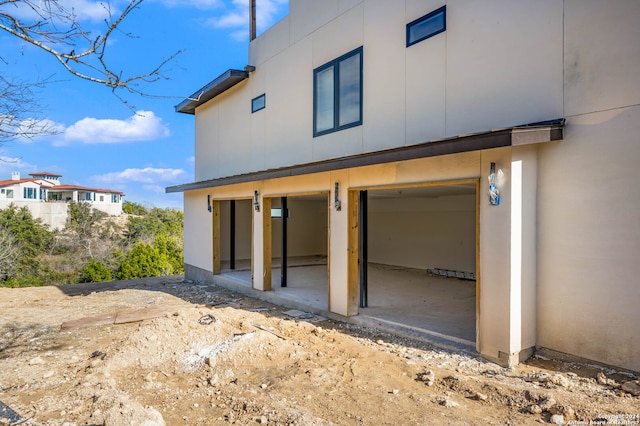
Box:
xmin=251 ymin=186 xmax=272 ymax=291
xmin=478 ymin=147 xmax=538 ymax=367
xmin=328 ymin=171 xmax=358 ymax=316
xmin=510 ymin=145 xmax=538 ymax=357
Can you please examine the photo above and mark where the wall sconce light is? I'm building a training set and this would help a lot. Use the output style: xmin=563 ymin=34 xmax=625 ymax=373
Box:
xmin=489 ymin=162 xmax=500 ymax=206
xmin=334 ymin=182 xmax=341 ymax=211
xmin=207 ymin=195 xmax=212 ymax=212
xmin=254 ymin=190 xmax=260 ymax=212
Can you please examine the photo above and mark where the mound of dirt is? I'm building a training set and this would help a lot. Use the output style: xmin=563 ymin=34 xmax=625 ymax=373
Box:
xmin=1 ymin=276 xmax=638 ymax=425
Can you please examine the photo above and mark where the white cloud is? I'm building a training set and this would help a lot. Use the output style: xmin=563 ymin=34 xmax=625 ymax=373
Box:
xmin=142 ymin=184 xmax=168 ymax=194
xmin=60 ymin=111 xmax=170 ymax=145
xmin=204 ymin=0 xmax=288 ymax=37
xmin=0 ymin=156 xmax=37 ymax=175
xmin=91 ymin=167 xmax=186 ymax=186
xmin=62 ymin=0 xmax=115 ymax=21
xmin=3 ymin=0 xmax=115 ymax=22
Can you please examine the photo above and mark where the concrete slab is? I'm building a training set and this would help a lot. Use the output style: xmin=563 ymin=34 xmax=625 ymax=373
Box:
xmin=212 ymin=258 xmax=476 ymax=354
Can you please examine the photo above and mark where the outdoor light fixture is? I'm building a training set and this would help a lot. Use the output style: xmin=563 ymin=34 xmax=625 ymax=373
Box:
xmin=254 ymin=190 xmax=260 ymax=212
xmin=334 ymin=182 xmax=341 ymax=211
xmin=207 ymin=195 xmax=212 ymax=212
xmin=489 ymin=162 xmax=500 ymax=206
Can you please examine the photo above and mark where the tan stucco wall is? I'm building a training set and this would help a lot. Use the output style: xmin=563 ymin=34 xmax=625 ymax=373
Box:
xmin=537 ymin=106 xmax=640 ymax=372
xmin=191 ymin=0 xmax=564 ymax=182
xmin=182 ymin=0 xmax=640 ymax=370
xmin=368 ymin=194 xmax=475 ymax=272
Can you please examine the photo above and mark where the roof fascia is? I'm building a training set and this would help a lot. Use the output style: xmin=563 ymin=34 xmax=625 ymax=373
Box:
xmin=175 ymin=69 xmax=249 ymax=114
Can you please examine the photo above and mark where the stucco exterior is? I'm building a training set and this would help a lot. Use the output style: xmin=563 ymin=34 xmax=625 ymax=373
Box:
xmin=0 ymin=172 xmax=124 ymax=229
xmin=171 ymin=0 xmax=640 ymax=371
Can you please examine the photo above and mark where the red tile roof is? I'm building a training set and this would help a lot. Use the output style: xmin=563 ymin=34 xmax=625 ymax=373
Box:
xmin=0 ymin=178 xmax=40 ymax=187
xmin=49 ymin=184 xmax=125 ymax=196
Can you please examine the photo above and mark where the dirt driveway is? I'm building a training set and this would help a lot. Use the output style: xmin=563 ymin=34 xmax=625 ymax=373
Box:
xmin=1 ymin=276 xmax=638 ymax=425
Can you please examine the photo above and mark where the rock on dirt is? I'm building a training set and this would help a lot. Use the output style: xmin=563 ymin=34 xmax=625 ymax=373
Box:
xmin=0 ymin=276 xmax=638 ymax=425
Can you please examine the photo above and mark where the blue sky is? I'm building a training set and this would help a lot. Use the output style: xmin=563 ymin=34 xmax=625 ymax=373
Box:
xmin=0 ymin=0 xmax=289 ymax=209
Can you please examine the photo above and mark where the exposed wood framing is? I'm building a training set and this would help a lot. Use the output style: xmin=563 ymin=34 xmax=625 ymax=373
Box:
xmin=212 ymin=199 xmax=221 ymax=275
xmin=347 ymin=191 xmax=359 ymax=316
xmin=263 ymin=197 xmax=272 ymax=291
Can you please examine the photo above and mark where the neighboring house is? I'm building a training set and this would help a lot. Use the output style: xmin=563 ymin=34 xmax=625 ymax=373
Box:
xmin=0 ymin=172 xmax=124 ymax=229
xmin=168 ymin=1 xmax=640 ymax=371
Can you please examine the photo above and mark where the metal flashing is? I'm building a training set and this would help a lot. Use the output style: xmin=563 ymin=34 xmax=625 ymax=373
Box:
xmin=175 ymin=69 xmax=249 ymax=114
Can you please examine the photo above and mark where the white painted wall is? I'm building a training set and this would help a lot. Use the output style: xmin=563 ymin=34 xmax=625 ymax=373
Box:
xmin=533 ymin=0 xmax=640 ymax=372
xmin=271 ymin=198 xmax=328 ymax=258
xmin=220 ymin=199 xmax=252 ymax=262
xmin=368 ymin=194 xmax=475 ymax=272
xmin=537 ymin=107 xmax=640 ymax=372
xmin=193 ymin=0 xmax=564 ymax=182
xmin=184 ymin=189 xmax=213 ymax=273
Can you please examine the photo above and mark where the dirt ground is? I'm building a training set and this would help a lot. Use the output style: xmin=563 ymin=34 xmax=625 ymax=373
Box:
xmin=1 ymin=276 xmax=638 ymax=426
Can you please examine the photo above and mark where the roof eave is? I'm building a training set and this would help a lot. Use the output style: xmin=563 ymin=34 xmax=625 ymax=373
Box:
xmin=175 ymin=69 xmax=249 ymax=115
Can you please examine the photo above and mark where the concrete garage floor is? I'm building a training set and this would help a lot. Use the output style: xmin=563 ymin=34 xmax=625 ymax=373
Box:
xmin=215 ymin=257 xmax=476 ymax=353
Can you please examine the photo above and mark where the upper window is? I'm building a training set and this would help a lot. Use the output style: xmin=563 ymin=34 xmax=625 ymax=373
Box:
xmin=406 ymin=6 xmax=446 ymax=47
xmin=314 ymin=46 xmax=363 ymax=137
xmin=252 ymin=94 xmax=266 ymax=113
xmin=23 ymin=187 xmax=37 ymax=199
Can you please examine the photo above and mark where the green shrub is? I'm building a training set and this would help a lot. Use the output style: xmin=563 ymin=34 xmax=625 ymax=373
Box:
xmin=116 ymin=241 xmax=173 ymax=280
xmin=79 ymin=260 xmax=113 ymax=283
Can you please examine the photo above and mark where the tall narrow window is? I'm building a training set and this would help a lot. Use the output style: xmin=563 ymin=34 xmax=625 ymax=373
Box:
xmin=313 ymin=46 xmax=363 ymax=137
xmin=406 ymin=6 xmax=446 ymax=47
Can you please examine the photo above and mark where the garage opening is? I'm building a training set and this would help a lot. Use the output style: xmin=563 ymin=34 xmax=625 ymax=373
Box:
xmin=219 ymin=199 xmax=252 ymax=278
xmin=270 ymin=194 xmax=329 ymax=309
xmin=358 ymin=183 xmax=478 ymax=345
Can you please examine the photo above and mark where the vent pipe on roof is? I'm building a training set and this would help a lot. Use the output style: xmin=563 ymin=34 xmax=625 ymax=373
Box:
xmin=250 ymin=0 xmax=256 ymax=41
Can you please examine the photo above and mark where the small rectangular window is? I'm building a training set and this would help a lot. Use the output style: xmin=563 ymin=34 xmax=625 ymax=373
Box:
xmin=1 ymin=189 xmax=4 ymax=194
xmin=6 ymin=189 xmax=13 ymax=198
xmin=313 ymin=46 xmax=363 ymax=137
xmin=407 ymin=6 xmax=446 ymax=47
xmin=252 ymin=94 xmax=266 ymax=113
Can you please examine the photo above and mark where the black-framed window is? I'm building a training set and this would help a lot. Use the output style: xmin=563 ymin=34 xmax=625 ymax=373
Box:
xmin=406 ymin=6 xmax=446 ymax=47
xmin=252 ymin=94 xmax=266 ymax=113
xmin=313 ymin=46 xmax=363 ymax=137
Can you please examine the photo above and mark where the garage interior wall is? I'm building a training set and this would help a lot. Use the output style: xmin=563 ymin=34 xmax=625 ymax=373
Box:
xmin=218 ymin=198 xmax=329 ymax=263
xmin=220 ymin=199 xmax=252 ymax=262
xmin=368 ymin=194 xmax=476 ymax=272
xmin=271 ymin=197 xmax=328 ymax=258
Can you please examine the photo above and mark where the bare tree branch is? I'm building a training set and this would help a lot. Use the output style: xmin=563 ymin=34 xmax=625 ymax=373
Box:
xmin=0 ymin=226 xmax=19 ymax=279
xmin=0 ymin=0 xmax=183 ymax=93
xmin=0 ymin=74 xmax=62 ymax=143
xmin=0 ymin=0 xmax=184 ymax=145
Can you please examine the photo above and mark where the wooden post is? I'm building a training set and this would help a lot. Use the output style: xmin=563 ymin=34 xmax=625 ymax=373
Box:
xmin=212 ymin=199 xmax=221 ymax=275
xmin=347 ymin=191 xmax=359 ymax=316
xmin=263 ymin=197 xmax=272 ymax=290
